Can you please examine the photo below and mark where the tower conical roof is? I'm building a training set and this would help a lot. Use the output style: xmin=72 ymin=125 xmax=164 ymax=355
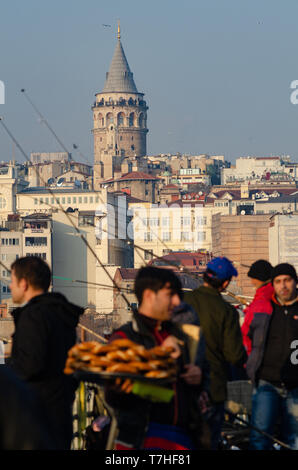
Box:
xmin=102 ymin=37 xmax=138 ymax=93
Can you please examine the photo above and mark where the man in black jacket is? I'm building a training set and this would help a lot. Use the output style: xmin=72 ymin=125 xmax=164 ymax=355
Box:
xmin=247 ymin=263 xmax=298 ymax=450
xmin=105 ymin=267 xmax=206 ymax=450
xmin=8 ymin=256 xmax=83 ymax=449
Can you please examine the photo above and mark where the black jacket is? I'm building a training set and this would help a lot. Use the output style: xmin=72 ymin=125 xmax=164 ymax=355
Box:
xmin=9 ymin=292 xmax=83 ymax=448
xmin=0 ymin=365 xmax=56 ymax=450
xmin=246 ymin=295 xmax=298 ymax=388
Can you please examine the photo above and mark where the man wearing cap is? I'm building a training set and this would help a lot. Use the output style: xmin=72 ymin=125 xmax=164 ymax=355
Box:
xmin=184 ymin=257 xmax=247 ymax=449
xmin=246 ymin=263 xmax=298 ymax=450
xmin=242 ymin=260 xmax=274 ymax=356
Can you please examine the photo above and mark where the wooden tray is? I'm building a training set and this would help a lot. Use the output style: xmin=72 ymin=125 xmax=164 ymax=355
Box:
xmin=73 ymin=369 xmax=176 ymax=385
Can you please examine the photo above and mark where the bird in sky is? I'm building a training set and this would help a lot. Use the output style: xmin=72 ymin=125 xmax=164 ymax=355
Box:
xmin=102 ymin=24 xmax=111 ymax=27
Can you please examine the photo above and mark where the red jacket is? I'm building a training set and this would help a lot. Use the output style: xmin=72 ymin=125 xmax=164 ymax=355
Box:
xmin=241 ymin=283 xmax=274 ymax=356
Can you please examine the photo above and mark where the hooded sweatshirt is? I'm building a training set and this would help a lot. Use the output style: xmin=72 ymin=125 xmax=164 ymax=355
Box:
xmin=9 ymin=292 xmax=83 ymax=448
xmin=241 ymin=283 xmax=274 ymax=356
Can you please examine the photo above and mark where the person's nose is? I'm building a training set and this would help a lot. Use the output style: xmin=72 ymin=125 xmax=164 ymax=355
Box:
xmin=172 ymin=294 xmax=181 ymax=307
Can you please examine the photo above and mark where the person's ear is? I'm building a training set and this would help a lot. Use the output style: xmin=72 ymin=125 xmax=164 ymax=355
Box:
xmin=141 ymin=288 xmax=152 ymax=303
xmin=19 ymin=278 xmax=28 ymax=292
xmin=222 ymin=279 xmax=230 ymax=290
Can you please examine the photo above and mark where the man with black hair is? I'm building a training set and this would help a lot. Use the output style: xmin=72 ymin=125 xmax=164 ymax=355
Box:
xmin=8 ymin=256 xmax=84 ymax=449
xmin=106 ymin=266 xmax=206 ymax=450
xmin=184 ymin=256 xmax=247 ymax=449
xmin=246 ymin=262 xmax=298 ymax=450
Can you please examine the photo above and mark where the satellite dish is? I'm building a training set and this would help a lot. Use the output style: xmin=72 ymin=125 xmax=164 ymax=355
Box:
xmin=241 ymin=210 xmax=245 ymax=215
xmin=47 ymin=177 xmax=55 ymax=184
xmin=199 ymin=191 xmax=203 ymax=195
xmin=57 ymin=178 xmax=65 ymax=186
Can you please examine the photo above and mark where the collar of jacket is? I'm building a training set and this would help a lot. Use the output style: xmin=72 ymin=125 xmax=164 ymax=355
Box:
xmin=132 ymin=311 xmax=182 ymax=340
xmin=254 ymin=282 xmax=275 ymax=300
xmin=272 ymin=292 xmax=298 ymax=306
xmin=11 ymin=293 xmax=57 ymax=322
xmin=197 ymin=285 xmax=222 ymax=297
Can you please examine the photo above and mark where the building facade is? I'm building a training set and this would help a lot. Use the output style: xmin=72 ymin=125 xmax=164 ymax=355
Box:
xmin=212 ymin=213 xmax=271 ymax=297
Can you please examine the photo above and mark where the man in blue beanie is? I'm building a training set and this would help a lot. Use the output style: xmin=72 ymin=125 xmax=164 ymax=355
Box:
xmin=184 ymin=257 xmax=247 ymax=449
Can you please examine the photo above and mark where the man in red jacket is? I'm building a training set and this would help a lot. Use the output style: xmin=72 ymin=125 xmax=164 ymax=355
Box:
xmin=241 ymin=260 xmax=274 ymax=356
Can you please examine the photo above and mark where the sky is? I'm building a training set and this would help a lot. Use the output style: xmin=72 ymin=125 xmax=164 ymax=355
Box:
xmin=1 ymin=0 xmax=298 ymax=165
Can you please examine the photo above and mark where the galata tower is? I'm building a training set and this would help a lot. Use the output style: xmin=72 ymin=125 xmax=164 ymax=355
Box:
xmin=92 ymin=24 xmax=149 ymax=188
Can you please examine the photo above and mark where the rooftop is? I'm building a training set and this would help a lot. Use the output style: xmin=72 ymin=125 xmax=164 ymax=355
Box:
xmin=18 ymin=187 xmax=99 ymax=195
xmin=104 ymin=171 xmax=159 ymax=183
xmin=102 ymin=30 xmax=139 ymax=94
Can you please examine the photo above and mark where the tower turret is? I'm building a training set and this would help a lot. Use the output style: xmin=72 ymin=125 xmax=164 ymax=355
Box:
xmin=92 ymin=24 xmax=148 ymax=188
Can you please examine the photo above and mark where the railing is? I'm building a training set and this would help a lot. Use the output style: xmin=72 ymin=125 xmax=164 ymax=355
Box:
xmin=93 ymin=100 xmax=147 ymax=109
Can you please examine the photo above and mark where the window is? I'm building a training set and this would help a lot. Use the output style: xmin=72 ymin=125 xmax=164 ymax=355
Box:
xmin=181 ymin=216 xmax=191 ymax=226
xmin=62 ymin=197 xmax=66 ymax=204
xmin=144 ymin=232 xmax=152 ymax=242
xmin=78 ymin=215 xmax=94 ymax=227
xmin=73 ymin=197 xmax=77 ymax=203
xmin=79 ymin=197 xmax=82 ymax=203
xmin=51 ymin=198 xmax=54 ymax=204
xmin=34 ymin=198 xmax=38 ymax=205
xmin=40 ymin=198 xmax=43 ymax=204
xmin=197 ymin=232 xmax=206 ymax=241
xmin=162 ymin=232 xmax=171 ymax=241
xmin=181 ymin=232 xmax=190 ymax=241
xmin=144 ymin=250 xmax=153 ymax=260
xmin=0 ymin=197 xmax=6 ymax=209
xmin=90 ymin=197 xmax=93 ymax=203
xmin=149 ymin=218 xmax=159 ymax=227
xmin=84 ymin=197 xmax=88 ymax=203
xmin=26 ymin=253 xmax=46 ymax=260
xmin=162 ymin=217 xmax=170 ymax=227
xmin=196 ymin=216 xmax=207 ymax=226
xmin=25 ymin=237 xmax=47 ymax=247
xmin=67 ymin=197 xmax=71 ymax=204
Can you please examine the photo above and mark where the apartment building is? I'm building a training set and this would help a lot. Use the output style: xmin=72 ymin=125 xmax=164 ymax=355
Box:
xmin=16 ymin=188 xmax=105 ymax=216
xmin=0 ymin=213 xmax=52 ymax=303
xmin=212 ymin=213 xmax=271 ymax=297
xmin=130 ymin=200 xmax=229 ymax=268
xmin=50 ymin=191 xmax=133 ymax=313
xmin=221 ymin=156 xmax=290 ymax=184
xmin=269 ymin=213 xmax=298 ymax=273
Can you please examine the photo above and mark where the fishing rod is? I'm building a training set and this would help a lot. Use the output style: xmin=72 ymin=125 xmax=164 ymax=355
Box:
xmin=224 ymin=409 xmax=292 ymax=450
xmin=0 ymin=117 xmax=131 ymax=309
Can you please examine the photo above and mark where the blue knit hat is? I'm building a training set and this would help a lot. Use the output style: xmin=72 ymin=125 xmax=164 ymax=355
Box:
xmin=206 ymin=257 xmax=238 ymax=280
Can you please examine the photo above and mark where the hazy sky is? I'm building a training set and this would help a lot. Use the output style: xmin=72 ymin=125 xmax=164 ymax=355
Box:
xmin=1 ymin=0 xmax=298 ymax=164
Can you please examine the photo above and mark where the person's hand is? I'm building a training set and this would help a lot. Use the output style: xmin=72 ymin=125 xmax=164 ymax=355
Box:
xmin=180 ymin=364 xmax=202 ymax=385
xmin=198 ymin=390 xmax=211 ymax=414
xmin=114 ymin=377 xmax=133 ymax=394
xmin=161 ymin=335 xmax=181 ymax=358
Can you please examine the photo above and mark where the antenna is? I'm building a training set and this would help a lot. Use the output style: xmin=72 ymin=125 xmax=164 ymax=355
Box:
xmin=117 ymin=20 xmax=121 ymax=40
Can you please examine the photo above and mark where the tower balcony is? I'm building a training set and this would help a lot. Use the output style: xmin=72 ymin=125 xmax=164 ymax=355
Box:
xmin=92 ymin=99 xmax=148 ymax=110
